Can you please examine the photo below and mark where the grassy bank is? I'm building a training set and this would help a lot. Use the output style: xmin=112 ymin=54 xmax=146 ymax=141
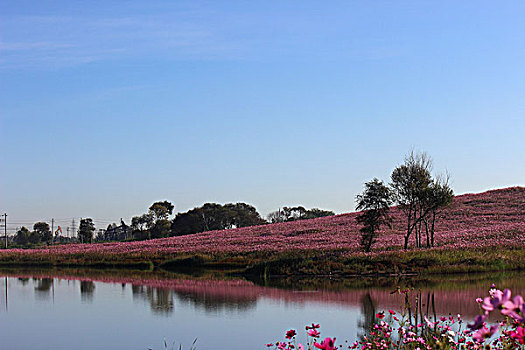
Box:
xmin=1 ymin=246 xmax=524 ymax=277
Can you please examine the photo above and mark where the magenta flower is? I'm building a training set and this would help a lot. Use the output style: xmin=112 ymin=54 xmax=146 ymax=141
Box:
xmin=511 ymin=326 xmax=525 ymax=345
xmin=472 ymin=325 xmax=498 ymax=343
xmin=308 ymin=329 xmax=321 ymax=338
xmin=306 ymin=323 xmax=320 ymax=330
xmin=285 ymin=329 xmax=297 ymax=339
xmin=314 ymin=337 xmax=337 ymax=350
xmin=424 ymin=316 xmax=435 ymax=328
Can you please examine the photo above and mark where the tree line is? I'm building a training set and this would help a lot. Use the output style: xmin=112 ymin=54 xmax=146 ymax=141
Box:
xmin=355 ymin=151 xmax=454 ymax=252
xmin=11 ymin=202 xmax=334 ymax=246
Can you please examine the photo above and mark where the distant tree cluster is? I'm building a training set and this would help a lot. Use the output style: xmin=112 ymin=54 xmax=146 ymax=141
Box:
xmin=13 ymin=222 xmax=53 ymax=245
xmin=171 ymin=202 xmax=266 ymax=236
xmin=101 ymin=201 xmax=334 ymax=242
xmin=356 ymin=151 xmax=454 ymax=252
xmin=266 ymin=206 xmax=335 ymax=223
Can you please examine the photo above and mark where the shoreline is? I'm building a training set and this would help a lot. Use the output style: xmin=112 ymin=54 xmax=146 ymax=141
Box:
xmin=1 ymin=246 xmax=524 ymax=277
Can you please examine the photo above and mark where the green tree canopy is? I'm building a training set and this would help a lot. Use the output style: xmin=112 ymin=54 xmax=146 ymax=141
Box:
xmin=149 ymin=201 xmax=174 ymax=221
xmin=14 ymin=226 xmax=30 ymax=245
xmin=78 ymin=218 xmax=95 ymax=244
xmin=171 ymin=202 xmax=265 ymax=236
xmin=390 ymin=151 xmax=454 ymax=249
xmin=355 ymin=178 xmax=393 ymax=252
xmin=33 ymin=221 xmax=52 ymax=244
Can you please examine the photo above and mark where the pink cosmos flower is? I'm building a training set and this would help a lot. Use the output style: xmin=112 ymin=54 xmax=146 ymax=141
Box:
xmin=314 ymin=337 xmax=337 ymax=350
xmin=472 ymin=325 xmax=498 ymax=343
xmin=501 ymin=295 xmax=524 ymax=322
xmin=308 ymin=329 xmax=321 ymax=338
xmin=482 ymin=289 xmax=511 ymax=313
xmin=424 ymin=316 xmax=435 ymax=328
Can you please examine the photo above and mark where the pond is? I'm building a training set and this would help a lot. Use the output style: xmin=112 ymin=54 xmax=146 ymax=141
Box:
xmin=0 ymin=269 xmax=524 ymax=350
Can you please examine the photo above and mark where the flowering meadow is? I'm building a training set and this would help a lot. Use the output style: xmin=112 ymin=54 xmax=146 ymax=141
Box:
xmin=268 ymin=284 xmax=525 ymax=349
xmin=0 ymin=187 xmax=524 ymax=272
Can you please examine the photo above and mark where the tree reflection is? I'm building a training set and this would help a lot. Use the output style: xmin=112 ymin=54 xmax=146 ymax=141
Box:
xmin=174 ymin=290 xmax=256 ymax=313
xmin=18 ymin=278 xmax=30 ymax=286
xmin=131 ymin=285 xmax=174 ymax=315
xmin=130 ymin=284 xmax=257 ymax=315
xmin=358 ymin=292 xmax=376 ymax=341
xmin=80 ymin=281 xmax=95 ymax=302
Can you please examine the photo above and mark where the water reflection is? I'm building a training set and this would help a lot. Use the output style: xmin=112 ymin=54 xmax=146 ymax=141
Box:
xmin=0 ymin=269 xmax=525 ymax=350
xmin=18 ymin=277 xmax=30 ymax=285
xmin=132 ymin=286 xmax=174 ymax=315
xmin=358 ymin=293 xmax=376 ymax=342
xmin=1 ymin=269 xmax=524 ymax=318
xmin=175 ymin=288 xmax=256 ymax=313
xmin=80 ymin=281 xmax=95 ymax=302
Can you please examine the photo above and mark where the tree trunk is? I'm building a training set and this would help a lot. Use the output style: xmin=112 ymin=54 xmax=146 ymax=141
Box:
xmin=431 ymin=212 xmax=436 ymax=247
xmin=425 ymin=220 xmax=430 ymax=248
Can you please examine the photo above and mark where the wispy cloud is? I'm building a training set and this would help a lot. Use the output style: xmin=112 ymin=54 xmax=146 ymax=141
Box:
xmin=0 ymin=3 xmax=406 ymax=70
xmin=0 ymin=8 xmax=243 ymax=70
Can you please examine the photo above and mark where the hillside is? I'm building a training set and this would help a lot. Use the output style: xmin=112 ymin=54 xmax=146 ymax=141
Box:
xmin=1 ymin=187 xmax=524 ymax=274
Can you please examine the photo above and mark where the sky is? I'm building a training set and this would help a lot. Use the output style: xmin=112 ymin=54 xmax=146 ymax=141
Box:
xmin=1 ymin=1 xmax=524 ymax=233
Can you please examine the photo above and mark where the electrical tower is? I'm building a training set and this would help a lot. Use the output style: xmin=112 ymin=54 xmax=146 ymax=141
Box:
xmin=71 ymin=218 xmax=76 ymax=239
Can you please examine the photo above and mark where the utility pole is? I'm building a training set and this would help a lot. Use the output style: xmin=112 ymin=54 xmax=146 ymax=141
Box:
xmin=51 ymin=218 xmax=54 ymax=244
xmin=3 ymin=213 xmax=7 ymax=249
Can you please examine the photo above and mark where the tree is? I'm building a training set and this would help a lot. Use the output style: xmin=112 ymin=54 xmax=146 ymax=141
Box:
xmin=33 ymin=222 xmax=52 ymax=244
xmin=423 ymin=175 xmax=454 ymax=247
xmin=390 ymin=151 xmax=453 ymax=249
xmin=131 ymin=213 xmax=154 ymax=239
xmin=267 ymin=210 xmax=285 ymax=223
xmin=303 ymin=208 xmax=335 ymax=219
xmin=355 ymin=178 xmax=393 ymax=252
xmin=150 ymin=219 xmax=171 ymax=238
xmin=78 ymin=218 xmax=95 ymax=243
xmin=171 ymin=202 xmax=265 ymax=236
xmin=28 ymin=230 xmax=41 ymax=244
xmin=149 ymin=201 xmax=174 ymax=221
xmin=171 ymin=209 xmax=205 ymax=236
xmin=267 ymin=206 xmax=335 ymax=223
xmin=14 ymin=226 xmax=30 ymax=245
xmin=223 ymin=203 xmax=266 ymax=228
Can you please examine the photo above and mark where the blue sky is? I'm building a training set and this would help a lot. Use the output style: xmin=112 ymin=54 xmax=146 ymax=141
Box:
xmin=1 ymin=1 xmax=524 ymax=232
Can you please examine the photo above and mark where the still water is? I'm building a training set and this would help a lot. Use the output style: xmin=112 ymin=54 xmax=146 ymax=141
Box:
xmin=0 ymin=269 xmax=524 ymax=350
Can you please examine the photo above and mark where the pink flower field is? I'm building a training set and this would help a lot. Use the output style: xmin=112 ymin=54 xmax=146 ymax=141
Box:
xmin=1 ymin=187 xmax=524 ymax=261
